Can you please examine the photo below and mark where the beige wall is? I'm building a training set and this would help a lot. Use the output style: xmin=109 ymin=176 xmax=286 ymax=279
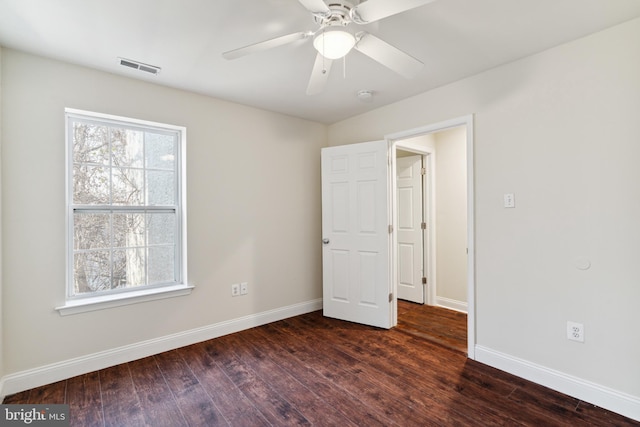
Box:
xmin=330 ymin=17 xmax=640 ymax=399
xmin=434 ymin=127 xmax=467 ymax=304
xmin=0 ymin=48 xmax=326 ymax=375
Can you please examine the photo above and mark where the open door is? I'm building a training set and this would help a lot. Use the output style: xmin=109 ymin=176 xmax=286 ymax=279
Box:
xmin=321 ymin=140 xmax=392 ymax=329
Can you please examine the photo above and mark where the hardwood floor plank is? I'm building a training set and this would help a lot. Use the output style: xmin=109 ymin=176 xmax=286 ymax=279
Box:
xmin=26 ymin=380 xmax=66 ymax=404
xmin=2 ymin=390 xmax=31 ymax=404
xmin=451 ymin=370 xmax=578 ymax=426
xmin=66 ymin=372 xmax=103 ymax=427
xmin=576 ymin=402 xmax=640 ymax=427
xmin=259 ymin=322 xmax=409 ymax=425
xmin=200 ymin=338 xmax=311 ymax=426
xmin=457 ymin=360 xmax=518 ymax=398
xmin=154 ymin=350 xmax=228 ymax=426
xmin=397 ymin=300 xmax=467 ymax=353
xmin=221 ymin=329 xmax=361 ymax=427
xmin=177 ymin=343 xmax=270 ymax=427
xmin=244 ymin=327 xmax=391 ymax=427
xmin=265 ymin=320 xmax=442 ymax=426
xmin=128 ymin=356 xmax=187 ymax=427
xmin=99 ymin=363 xmax=146 ymax=427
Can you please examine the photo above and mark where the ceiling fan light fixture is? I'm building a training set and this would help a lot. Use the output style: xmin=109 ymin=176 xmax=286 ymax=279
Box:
xmin=313 ymin=28 xmax=355 ymax=59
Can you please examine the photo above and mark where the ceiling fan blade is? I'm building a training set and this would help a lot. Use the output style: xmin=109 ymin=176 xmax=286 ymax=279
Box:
xmin=351 ymin=0 xmax=436 ymax=24
xmin=354 ymin=32 xmax=423 ymax=79
xmin=222 ymin=31 xmax=312 ymax=60
xmin=306 ymin=53 xmax=333 ymax=95
xmin=298 ymin=0 xmax=331 ymax=15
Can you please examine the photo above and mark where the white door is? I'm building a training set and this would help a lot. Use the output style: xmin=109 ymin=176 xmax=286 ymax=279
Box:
xmin=321 ymin=140 xmax=392 ymax=329
xmin=396 ymin=155 xmax=425 ymax=304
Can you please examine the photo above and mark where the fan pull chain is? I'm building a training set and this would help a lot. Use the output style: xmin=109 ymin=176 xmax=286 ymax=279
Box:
xmin=321 ymin=30 xmax=328 ymax=74
xmin=343 ymin=55 xmax=347 ymax=79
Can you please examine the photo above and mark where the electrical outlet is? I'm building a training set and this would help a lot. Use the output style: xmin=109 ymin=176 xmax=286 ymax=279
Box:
xmin=240 ymin=282 xmax=248 ymax=295
xmin=567 ymin=321 xmax=584 ymax=342
xmin=231 ymin=283 xmax=240 ymax=297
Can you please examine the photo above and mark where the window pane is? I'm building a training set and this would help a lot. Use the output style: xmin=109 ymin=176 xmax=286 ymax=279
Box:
xmin=73 ymin=165 xmax=111 ymax=204
xmin=111 ymin=128 xmax=144 ymax=168
xmin=74 ymin=251 xmax=111 ymax=294
xmin=146 ymin=132 xmax=176 ymax=170
xmin=147 ymin=170 xmax=175 ymax=205
xmin=147 ymin=213 xmax=175 ymax=245
xmin=113 ymin=213 xmax=145 ymax=248
xmin=148 ymin=246 xmax=175 ymax=284
xmin=74 ymin=213 xmax=110 ymax=250
xmin=112 ymin=248 xmax=146 ymax=288
xmin=113 ymin=168 xmax=144 ymax=205
xmin=68 ymin=111 xmax=185 ymax=299
xmin=73 ymin=123 xmax=109 ymax=165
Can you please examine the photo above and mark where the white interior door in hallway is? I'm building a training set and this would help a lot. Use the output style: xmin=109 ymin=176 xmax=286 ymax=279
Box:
xmin=396 ymin=154 xmax=425 ymax=304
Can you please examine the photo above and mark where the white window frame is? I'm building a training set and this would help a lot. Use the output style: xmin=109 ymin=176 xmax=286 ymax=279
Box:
xmin=57 ymin=108 xmax=191 ymax=316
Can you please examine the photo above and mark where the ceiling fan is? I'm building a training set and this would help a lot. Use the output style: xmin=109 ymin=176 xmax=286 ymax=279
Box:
xmin=222 ymin=0 xmax=436 ymax=95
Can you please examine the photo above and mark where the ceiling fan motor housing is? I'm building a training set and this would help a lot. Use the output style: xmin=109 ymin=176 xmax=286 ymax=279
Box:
xmin=313 ymin=1 xmax=358 ymax=28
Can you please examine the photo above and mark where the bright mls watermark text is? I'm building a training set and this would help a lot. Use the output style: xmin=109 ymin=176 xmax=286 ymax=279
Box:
xmin=1 ymin=405 xmax=69 ymax=426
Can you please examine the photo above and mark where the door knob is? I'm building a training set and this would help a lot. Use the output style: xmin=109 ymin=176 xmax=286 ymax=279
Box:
xmin=322 ymin=238 xmax=330 ymax=245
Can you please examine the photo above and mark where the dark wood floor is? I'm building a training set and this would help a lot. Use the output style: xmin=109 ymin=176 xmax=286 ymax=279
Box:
xmin=4 ymin=309 xmax=638 ymax=426
xmin=397 ymin=300 xmax=467 ymax=354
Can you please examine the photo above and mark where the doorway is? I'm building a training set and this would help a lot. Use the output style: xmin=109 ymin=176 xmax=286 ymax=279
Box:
xmin=396 ymin=151 xmax=427 ymax=304
xmin=388 ymin=115 xmax=474 ymax=357
xmin=320 ymin=115 xmax=475 ymax=357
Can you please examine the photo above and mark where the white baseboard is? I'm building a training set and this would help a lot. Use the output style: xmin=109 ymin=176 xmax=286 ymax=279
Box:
xmin=0 ymin=299 xmax=322 ymax=400
xmin=435 ymin=296 xmax=468 ymax=313
xmin=475 ymin=345 xmax=640 ymax=422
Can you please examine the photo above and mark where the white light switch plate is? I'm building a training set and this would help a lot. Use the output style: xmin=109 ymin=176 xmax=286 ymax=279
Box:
xmin=504 ymin=193 xmax=515 ymax=208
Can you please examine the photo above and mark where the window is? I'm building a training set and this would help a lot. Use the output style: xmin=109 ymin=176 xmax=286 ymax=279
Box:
xmin=60 ymin=109 xmax=190 ymax=314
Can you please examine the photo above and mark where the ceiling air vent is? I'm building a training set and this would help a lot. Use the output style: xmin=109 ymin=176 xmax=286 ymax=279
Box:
xmin=118 ymin=58 xmax=161 ymax=75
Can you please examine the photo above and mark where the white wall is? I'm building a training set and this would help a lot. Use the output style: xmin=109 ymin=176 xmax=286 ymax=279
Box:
xmin=434 ymin=127 xmax=467 ymax=305
xmin=329 ymin=17 xmax=640 ymax=412
xmin=396 ymin=133 xmax=436 ymax=153
xmin=0 ymin=49 xmax=326 ymax=379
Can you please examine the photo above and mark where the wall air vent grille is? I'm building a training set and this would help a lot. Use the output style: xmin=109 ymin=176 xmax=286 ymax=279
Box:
xmin=118 ymin=58 xmax=161 ymax=75
xmin=138 ymin=65 xmax=159 ymax=74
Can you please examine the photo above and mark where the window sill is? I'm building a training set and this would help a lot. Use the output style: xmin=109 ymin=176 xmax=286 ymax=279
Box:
xmin=55 ymin=284 xmax=194 ymax=316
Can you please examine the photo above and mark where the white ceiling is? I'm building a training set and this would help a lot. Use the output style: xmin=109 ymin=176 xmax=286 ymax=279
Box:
xmin=1 ymin=0 xmax=639 ymax=124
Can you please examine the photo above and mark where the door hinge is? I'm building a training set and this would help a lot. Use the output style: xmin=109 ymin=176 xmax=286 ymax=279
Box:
xmin=422 ymin=277 xmax=427 ymax=285
xmin=421 ymin=167 xmax=426 ymax=175
xmin=388 ymin=225 xmax=393 ymax=234
xmin=389 ymin=293 xmax=393 ymax=302
xmin=421 ymin=222 xmax=426 ymax=230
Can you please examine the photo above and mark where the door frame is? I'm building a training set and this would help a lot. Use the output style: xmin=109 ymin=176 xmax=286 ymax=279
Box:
xmin=387 ymin=114 xmax=475 ymax=359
